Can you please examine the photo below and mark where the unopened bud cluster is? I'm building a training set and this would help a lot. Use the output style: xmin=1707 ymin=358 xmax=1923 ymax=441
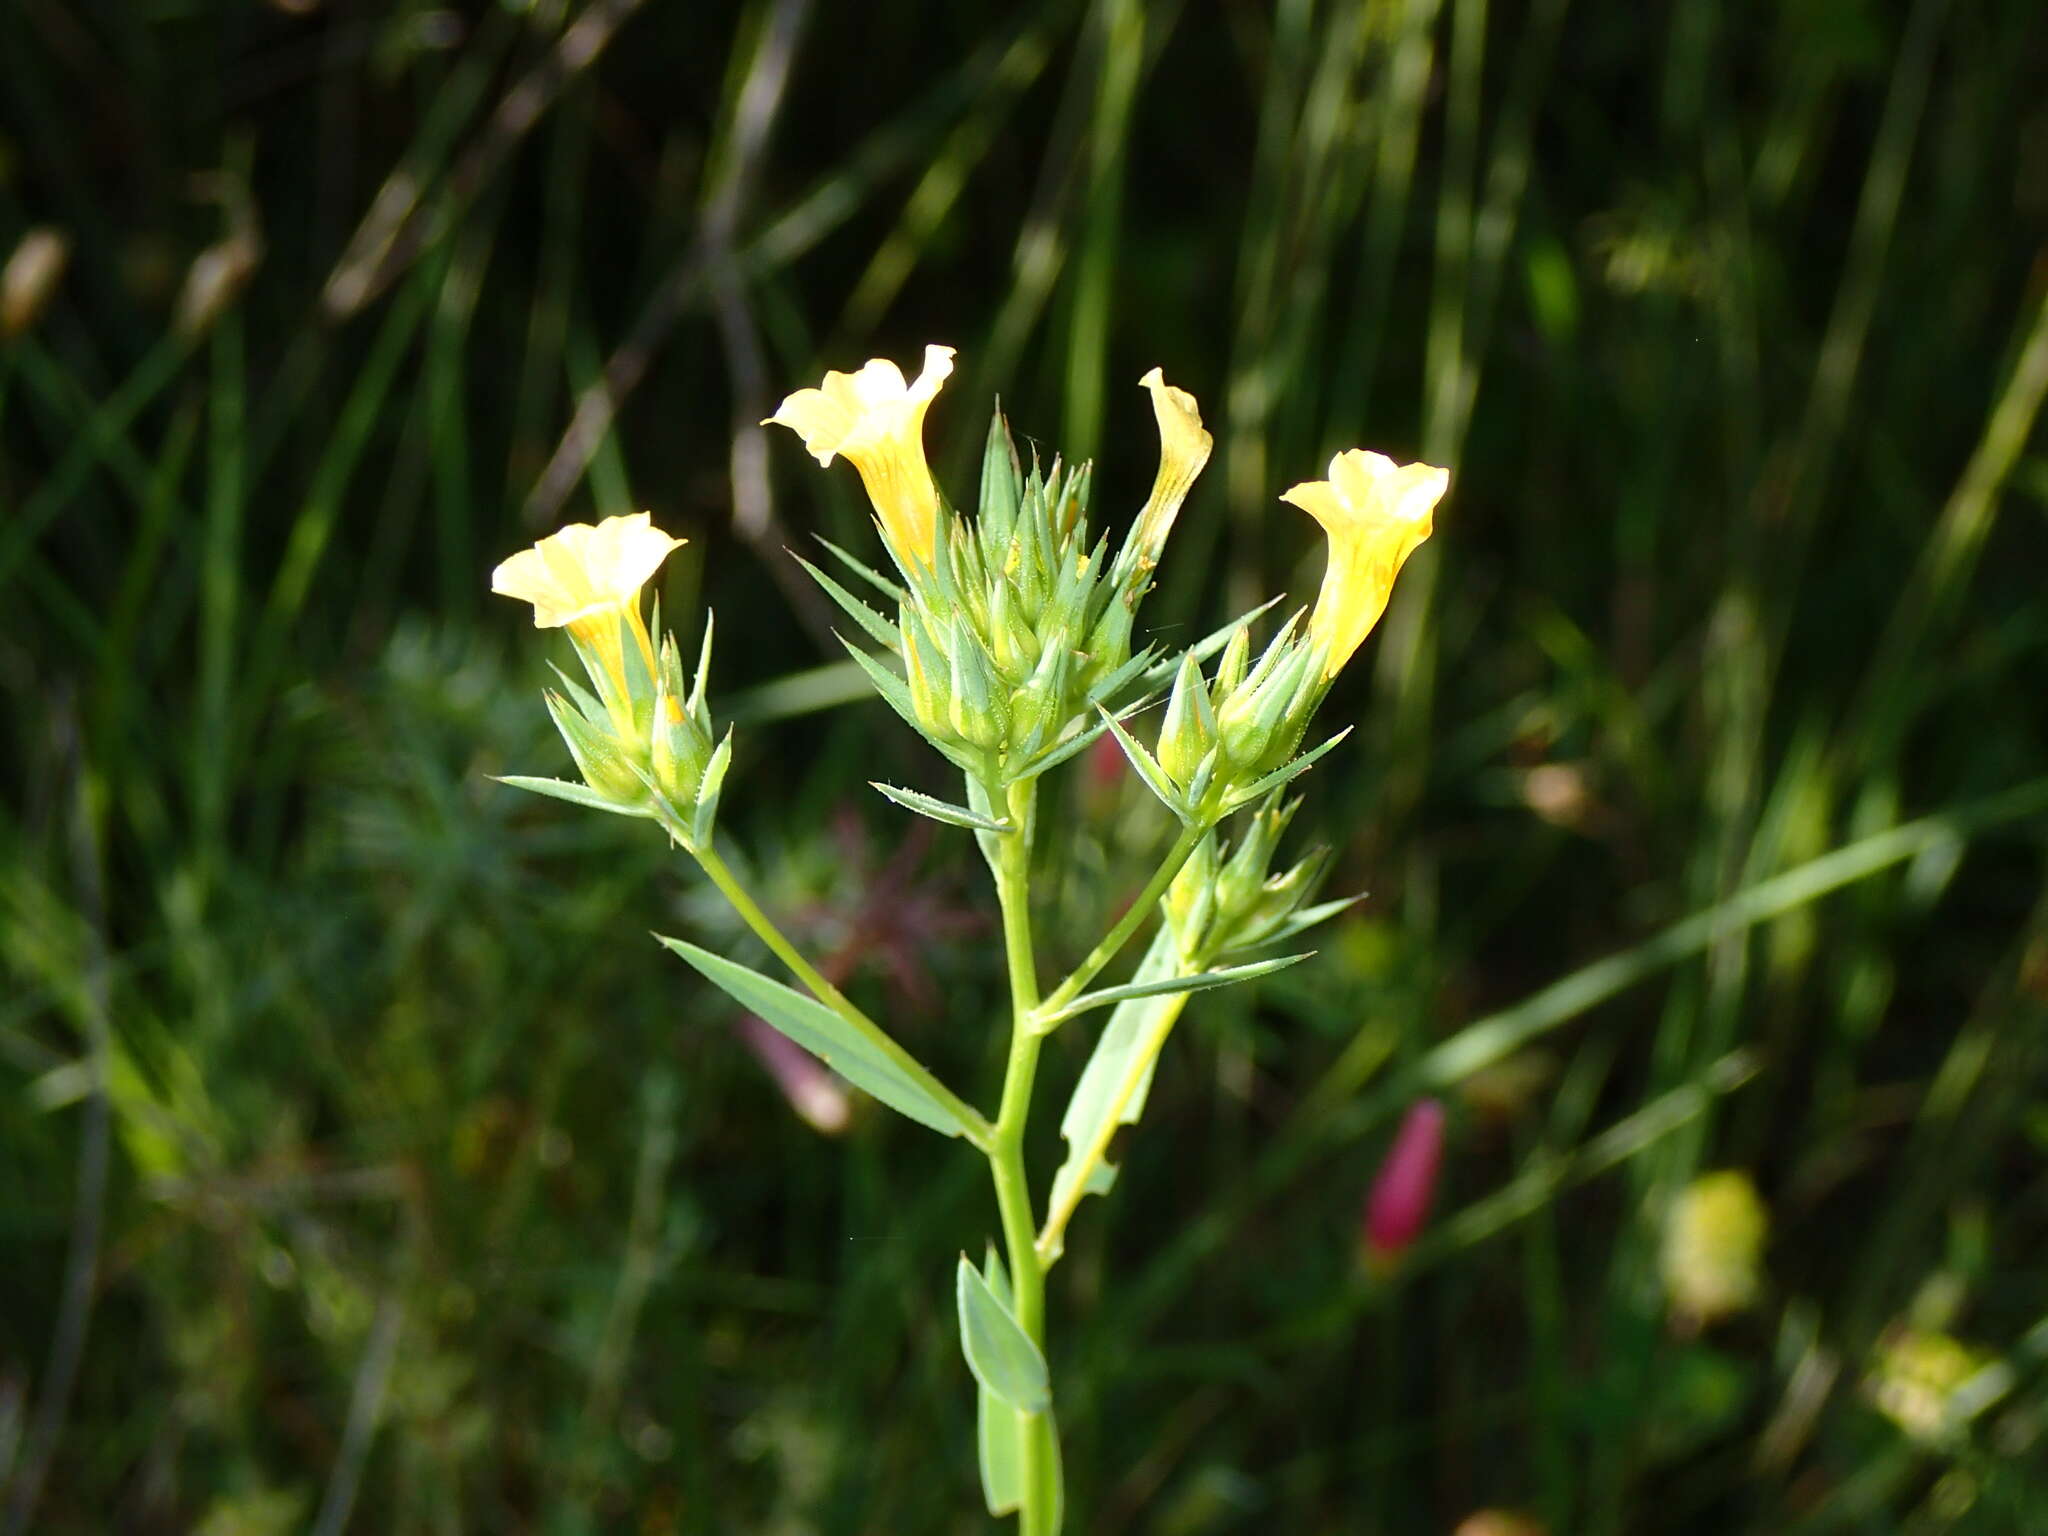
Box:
xmin=1166 ymin=794 xmax=1336 ymax=961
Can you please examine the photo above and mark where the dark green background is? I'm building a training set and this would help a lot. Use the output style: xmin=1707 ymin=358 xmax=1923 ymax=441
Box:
xmin=4 ymin=0 xmax=2047 ymax=1530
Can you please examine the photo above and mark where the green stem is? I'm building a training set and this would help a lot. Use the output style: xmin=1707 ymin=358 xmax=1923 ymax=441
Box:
xmin=987 ymin=777 xmax=1062 ymax=1534
xmin=689 ymin=838 xmax=993 ymax=1150
xmin=1035 ymin=818 xmax=1209 ymax=1025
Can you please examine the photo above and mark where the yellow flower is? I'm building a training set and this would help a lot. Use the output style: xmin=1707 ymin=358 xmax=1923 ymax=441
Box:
xmin=1281 ymin=449 xmax=1448 ymax=678
xmin=1128 ymin=368 xmax=1212 ymax=573
xmin=1660 ymin=1170 xmax=1768 ymax=1324
xmin=491 ymin=512 xmax=684 ymax=714
xmin=763 ymin=344 xmax=955 ymax=562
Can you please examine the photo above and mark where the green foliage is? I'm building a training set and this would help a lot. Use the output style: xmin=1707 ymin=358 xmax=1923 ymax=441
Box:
xmin=3 ymin=0 xmax=2047 ymax=1530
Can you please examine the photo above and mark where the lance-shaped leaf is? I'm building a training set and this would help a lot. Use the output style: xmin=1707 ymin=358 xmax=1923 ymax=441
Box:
xmin=871 ymin=781 xmax=1012 ymax=833
xmin=1042 ymin=928 xmax=1185 ymax=1258
xmin=656 ymin=938 xmax=972 ymax=1139
xmin=976 ymin=1247 xmax=1026 ymax=1515
xmin=1034 ymin=949 xmax=1312 ymax=1031
xmin=956 ymin=1253 xmax=1050 ymax=1413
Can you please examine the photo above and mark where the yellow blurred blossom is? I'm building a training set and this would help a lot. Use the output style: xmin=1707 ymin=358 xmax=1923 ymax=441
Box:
xmin=764 ymin=344 xmax=955 ymax=562
xmin=1661 ymin=1170 xmax=1768 ymax=1324
xmin=1281 ymin=449 xmax=1447 ymax=678
xmin=1868 ymin=1327 xmax=1986 ymax=1443
xmin=491 ymin=512 xmax=684 ymax=712
xmin=1127 ymin=368 xmax=1212 ymax=574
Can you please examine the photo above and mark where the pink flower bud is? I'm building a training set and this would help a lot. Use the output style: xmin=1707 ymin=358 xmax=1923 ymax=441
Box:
xmin=736 ymin=1017 xmax=851 ymax=1135
xmin=1363 ymin=1099 xmax=1446 ymax=1267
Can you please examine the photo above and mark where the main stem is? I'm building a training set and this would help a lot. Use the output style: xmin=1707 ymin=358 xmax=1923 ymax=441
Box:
xmin=988 ymin=777 xmax=1061 ymax=1533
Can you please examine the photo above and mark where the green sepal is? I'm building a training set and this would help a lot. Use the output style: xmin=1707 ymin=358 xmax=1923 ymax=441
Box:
xmin=979 ymin=404 xmax=1024 ymax=545
xmin=655 ymin=937 xmax=972 ymax=1138
xmin=691 ymin=728 xmax=735 ymax=845
xmin=1035 ymin=951 xmax=1312 ymax=1031
xmin=956 ymin=1254 xmax=1050 ymax=1413
xmin=871 ymin=781 xmax=1011 ymax=833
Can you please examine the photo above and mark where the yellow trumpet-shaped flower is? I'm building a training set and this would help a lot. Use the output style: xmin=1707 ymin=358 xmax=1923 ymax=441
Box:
xmin=1281 ymin=449 xmax=1448 ymax=678
xmin=491 ymin=512 xmax=685 ymax=717
xmin=1128 ymin=368 xmax=1213 ymax=573
xmin=763 ymin=344 xmax=956 ymax=562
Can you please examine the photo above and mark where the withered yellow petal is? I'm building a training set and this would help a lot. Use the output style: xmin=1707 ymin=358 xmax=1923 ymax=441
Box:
xmin=1281 ymin=449 xmax=1447 ymax=678
xmin=1129 ymin=368 xmax=1212 ymax=569
xmin=764 ymin=344 xmax=956 ymax=561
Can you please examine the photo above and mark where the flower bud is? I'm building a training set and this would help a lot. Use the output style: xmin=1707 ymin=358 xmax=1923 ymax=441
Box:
xmin=988 ymin=575 xmax=1039 ymax=678
xmin=1007 ymin=638 xmax=1072 ymax=758
xmin=736 ymin=1016 xmax=851 ymax=1135
xmin=1157 ymin=649 xmax=1217 ymax=788
xmin=1213 ymin=624 xmax=1251 ymax=698
xmin=1362 ymin=1100 xmax=1446 ymax=1271
xmin=1165 ymin=832 xmax=1221 ymax=953
xmin=544 ymin=691 xmax=650 ymax=807
xmin=946 ymin=621 xmax=1008 ymax=752
xmin=651 ymin=682 xmax=710 ymax=807
xmin=901 ymin=614 xmax=954 ymax=739
xmin=2 ymin=227 xmax=69 ymax=338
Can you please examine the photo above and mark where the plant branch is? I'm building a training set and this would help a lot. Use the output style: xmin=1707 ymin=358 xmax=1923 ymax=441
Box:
xmin=1034 ymin=818 xmax=1209 ymax=1028
xmin=689 ymin=837 xmax=993 ymax=1149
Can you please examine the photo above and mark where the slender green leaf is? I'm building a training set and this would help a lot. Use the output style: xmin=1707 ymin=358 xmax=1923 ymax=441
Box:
xmin=656 ymin=938 xmax=970 ymax=1138
xmin=976 ymin=1247 xmax=1025 ymax=1515
xmin=956 ymin=1253 xmax=1050 ymax=1412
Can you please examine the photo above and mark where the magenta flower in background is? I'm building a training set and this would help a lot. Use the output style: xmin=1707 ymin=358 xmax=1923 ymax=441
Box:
xmin=736 ymin=1015 xmax=852 ymax=1135
xmin=1363 ymin=1099 xmax=1446 ymax=1269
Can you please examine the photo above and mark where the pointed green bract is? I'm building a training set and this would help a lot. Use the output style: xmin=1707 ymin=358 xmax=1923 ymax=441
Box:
xmin=495 ymin=774 xmax=650 ymax=817
xmin=1036 ymin=951 xmax=1312 ymax=1031
xmin=871 ymin=781 xmax=1012 ymax=833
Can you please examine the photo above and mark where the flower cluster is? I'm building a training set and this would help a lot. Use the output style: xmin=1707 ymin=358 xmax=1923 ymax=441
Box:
xmin=490 ymin=512 xmax=725 ymax=835
xmin=762 ymin=346 xmax=1448 ymax=820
